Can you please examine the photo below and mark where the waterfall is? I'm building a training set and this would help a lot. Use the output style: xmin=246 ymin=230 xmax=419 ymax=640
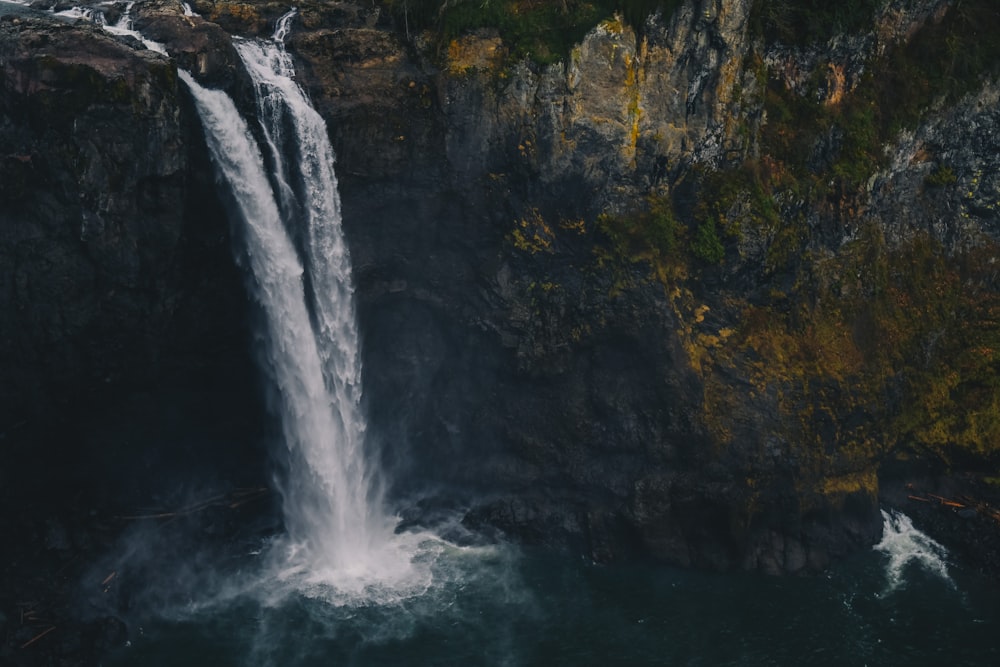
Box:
xmin=179 ymin=13 xmax=394 ymax=584
xmin=53 ymin=5 xmax=108 ymax=25
xmin=873 ymin=509 xmax=953 ymax=594
xmin=101 ymin=2 xmax=168 ymax=55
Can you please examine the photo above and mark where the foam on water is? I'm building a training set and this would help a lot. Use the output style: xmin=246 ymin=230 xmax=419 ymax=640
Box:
xmin=873 ymin=509 xmax=953 ymax=594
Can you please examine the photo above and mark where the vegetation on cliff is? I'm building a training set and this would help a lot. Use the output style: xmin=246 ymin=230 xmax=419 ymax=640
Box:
xmin=381 ymin=0 xmax=683 ymax=62
xmin=760 ymin=0 xmax=1000 ymax=193
xmin=581 ymin=0 xmax=1000 ymax=478
xmin=750 ymin=0 xmax=881 ymax=45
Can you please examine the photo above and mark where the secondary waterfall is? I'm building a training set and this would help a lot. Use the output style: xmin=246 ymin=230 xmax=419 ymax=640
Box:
xmin=873 ymin=509 xmax=953 ymax=594
xmin=179 ymin=10 xmax=397 ymax=589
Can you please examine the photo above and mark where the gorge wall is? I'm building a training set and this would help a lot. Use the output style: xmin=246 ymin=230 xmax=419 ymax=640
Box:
xmin=2 ymin=0 xmax=999 ymax=577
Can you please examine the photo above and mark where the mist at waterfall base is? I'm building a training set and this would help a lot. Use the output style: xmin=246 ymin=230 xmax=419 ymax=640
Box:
xmin=99 ymin=508 xmax=999 ymax=667
xmin=34 ymin=9 xmax=991 ymax=666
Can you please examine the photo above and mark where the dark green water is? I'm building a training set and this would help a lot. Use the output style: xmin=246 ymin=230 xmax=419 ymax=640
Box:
xmin=106 ymin=518 xmax=998 ymax=667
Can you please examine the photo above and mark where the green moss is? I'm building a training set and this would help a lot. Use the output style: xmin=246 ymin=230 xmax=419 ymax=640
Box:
xmin=925 ymin=164 xmax=958 ymax=188
xmin=885 ymin=242 xmax=1000 ymax=463
xmin=642 ymin=209 xmax=1000 ymax=479
xmin=691 ymin=219 xmax=724 ymax=264
xmin=596 ymin=194 xmax=680 ymax=263
xmin=720 ymin=227 xmax=1000 ymax=469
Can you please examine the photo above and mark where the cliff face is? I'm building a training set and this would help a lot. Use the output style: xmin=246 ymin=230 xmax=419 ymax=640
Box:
xmin=3 ymin=0 xmax=999 ymax=576
xmin=0 ymin=12 xmax=242 ymax=428
xmin=286 ymin=0 xmax=1000 ymax=572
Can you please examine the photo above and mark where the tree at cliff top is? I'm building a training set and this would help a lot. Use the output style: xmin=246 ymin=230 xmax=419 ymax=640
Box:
xmin=381 ymin=0 xmax=683 ymax=61
xmin=751 ymin=0 xmax=881 ymax=45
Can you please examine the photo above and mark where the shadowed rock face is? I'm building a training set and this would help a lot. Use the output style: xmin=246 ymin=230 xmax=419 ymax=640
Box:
xmin=0 ymin=11 xmax=251 ymax=433
xmin=285 ymin=0 xmax=999 ymax=573
xmin=2 ymin=0 xmax=999 ymax=580
xmin=280 ymin=1 xmax=887 ymax=571
xmin=0 ymin=9 xmax=272 ymax=663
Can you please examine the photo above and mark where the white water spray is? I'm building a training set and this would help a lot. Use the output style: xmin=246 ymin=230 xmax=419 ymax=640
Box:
xmin=110 ymin=1 xmax=134 ymax=31
xmin=874 ymin=509 xmax=953 ymax=594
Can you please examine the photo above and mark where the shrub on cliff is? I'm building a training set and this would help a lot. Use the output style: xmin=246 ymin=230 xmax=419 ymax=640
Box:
xmin=381 ymin=0 xmax=682 ymax=62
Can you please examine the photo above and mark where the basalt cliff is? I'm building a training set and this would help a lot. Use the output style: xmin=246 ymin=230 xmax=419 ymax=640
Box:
xmin=3 ymin=1 xmax=1000 ymax=625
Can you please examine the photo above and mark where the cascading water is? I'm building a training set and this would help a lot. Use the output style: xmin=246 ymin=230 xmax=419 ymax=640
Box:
xmin=178 ymin=10 xmax=447 ymax=601
xmin=230 ymin=9 xmax=396 ymax=580
xmin=53 ymin=5 xmax=107 ymax=25
xmin=873 ymin=509 xmax=953 ymax=594
xmin=100 ymin=1 xmax=168 ymax=54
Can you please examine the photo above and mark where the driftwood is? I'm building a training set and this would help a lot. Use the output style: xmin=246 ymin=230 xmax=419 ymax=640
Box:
xmin=20 ymin=626 xmax=55 ymax=650
xmin=116 ymin=487 xmax=268 ymax=521
xmin=907 ymin=487 xmax=1000 ymax=523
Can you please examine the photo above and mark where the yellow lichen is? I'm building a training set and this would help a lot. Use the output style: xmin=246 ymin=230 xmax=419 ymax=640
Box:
xmin=559 ymin=218 xmax=587 ymax=235
xmin=446 ymin=35 xmax=506 ymax=76
xmin=511 ymin=209 xmax=555 ymax=254
xmin=600 ymin=15 xmax=625 ymax=35
xmin=208 ymin=2 xmax=260 ymax=24
xmin=820 ymin=469 xmax=878 ymax=498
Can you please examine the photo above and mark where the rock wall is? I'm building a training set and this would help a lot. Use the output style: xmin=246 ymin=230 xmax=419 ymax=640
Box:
xmin=285 ymin=0 xmax=883 ymax=571
xmin=286 ymin=0 xmax=1000 ymax=572
xmin=0 ymin=10 xmax=248 ymax=433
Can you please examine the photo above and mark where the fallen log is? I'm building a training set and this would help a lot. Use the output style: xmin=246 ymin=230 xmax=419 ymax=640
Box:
xmin=20 ymin=626 xmax=55 ymax=650
xmin=116 ymin=488 xmax=268 ymax=520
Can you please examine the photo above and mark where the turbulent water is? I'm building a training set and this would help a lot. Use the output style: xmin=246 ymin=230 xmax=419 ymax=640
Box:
xmin=874 ymin=509 xmax=954 ymax=595
xmin=104 ymin=509 xmax=999 ymax=667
